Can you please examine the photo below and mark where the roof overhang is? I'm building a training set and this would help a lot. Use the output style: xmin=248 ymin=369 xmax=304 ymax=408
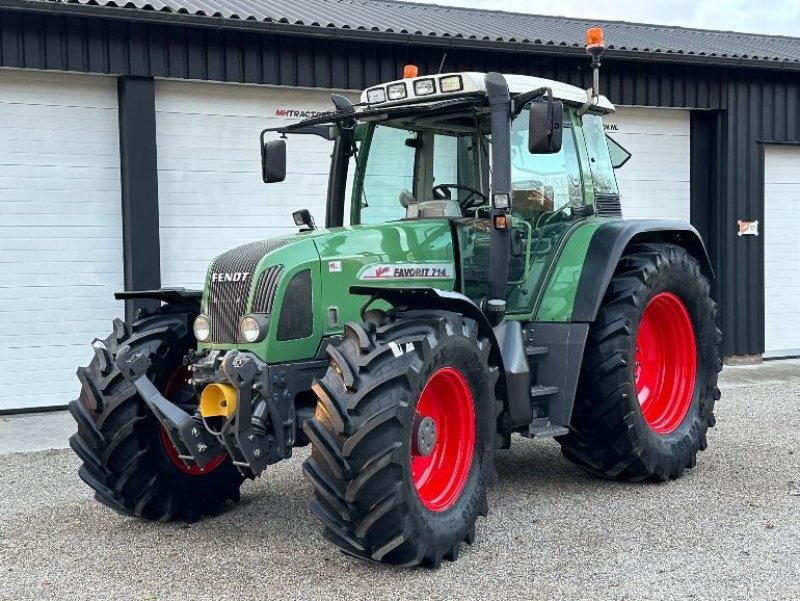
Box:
xmin=2 ymin=0 xmax=799 ymax=73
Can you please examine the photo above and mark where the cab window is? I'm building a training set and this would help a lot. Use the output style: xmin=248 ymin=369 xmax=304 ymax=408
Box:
xmin=581 ymin=113 xmax=620 ymax=195
xmin=356 ymin=125 xmax=415 ymax=224
xmin=509 ymin=109 xmax=583 ymax=222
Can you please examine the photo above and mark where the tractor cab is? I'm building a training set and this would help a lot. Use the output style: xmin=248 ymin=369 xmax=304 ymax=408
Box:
xmin=263 ymin=69 xmax=629 ymax=317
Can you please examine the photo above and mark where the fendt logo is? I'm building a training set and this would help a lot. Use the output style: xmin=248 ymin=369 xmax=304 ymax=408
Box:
xmin=211 ymin=272 xmax=250 ymax=283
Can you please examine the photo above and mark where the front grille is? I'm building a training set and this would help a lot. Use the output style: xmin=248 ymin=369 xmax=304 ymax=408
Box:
xmin=277 ymin=269 xmax=313 ymax=341
xmin=252 ymin=266 xmax=284 ymax=313
xmin=595 ymin=193 xmax=623 ymax=218
xmin=207 ymin=239 xmax=289 ymax=343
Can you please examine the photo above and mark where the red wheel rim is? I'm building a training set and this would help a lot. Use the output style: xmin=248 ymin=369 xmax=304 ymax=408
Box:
xmin=159 ymin=367 xmax=227 ymax=476
xmin=410 ymin=367 xmax=475 ymax=512
xmin=634 ymin=292 xmax=697 ymax=434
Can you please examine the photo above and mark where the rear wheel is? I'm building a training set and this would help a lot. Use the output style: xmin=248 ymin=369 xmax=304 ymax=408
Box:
xmin=69 ymin=306 xmax=243 ymax=521
xmin=559 ymin=243 xmax=722 ymax=481
xmin=303 ymin=310 xmax=499 ymax=567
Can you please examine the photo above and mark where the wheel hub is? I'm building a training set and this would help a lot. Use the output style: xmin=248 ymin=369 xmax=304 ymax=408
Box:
xmin=634 ymin=292 xmax=698 ymax=434
xmin=413 ymin=415 xmax=437 ymax=457
xmin=410 ymin=367 xmax=476 ymax=512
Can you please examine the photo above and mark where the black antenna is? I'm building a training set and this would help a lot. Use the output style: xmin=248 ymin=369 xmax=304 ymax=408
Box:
xmin=437 ymin=51 xmax=448 ymax=74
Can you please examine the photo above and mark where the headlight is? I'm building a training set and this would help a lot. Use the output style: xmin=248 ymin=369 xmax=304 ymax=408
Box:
xmin=193 ymin=314 xmax=211 ymax=342
xmin=239 ymin=315 xmax=268 ymax=343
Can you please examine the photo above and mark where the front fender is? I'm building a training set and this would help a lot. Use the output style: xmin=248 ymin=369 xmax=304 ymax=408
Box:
xmin=351 ymin=286 xmax=525 ymax=445
xmin=349 ymin=286 xmax=500 ymax=367
xmin=115 ymin=288 xmax=202 ymax=306
xmin=571 ymin=220 xmax=714 ymax=322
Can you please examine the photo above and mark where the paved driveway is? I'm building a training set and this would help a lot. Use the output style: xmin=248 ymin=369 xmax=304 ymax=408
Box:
xmin=1 ymin=361 xmax=798 ymax=600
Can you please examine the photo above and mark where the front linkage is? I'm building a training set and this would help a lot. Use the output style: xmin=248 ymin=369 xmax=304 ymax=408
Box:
xmin=116 ymin=344 xmax=318 ymax=478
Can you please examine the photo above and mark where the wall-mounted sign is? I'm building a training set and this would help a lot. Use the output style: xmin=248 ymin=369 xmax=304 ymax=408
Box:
xmin=274 ymin=108 xmax=324 ymax=119
xmin=737 ymin=220 xmax=759 ymax=236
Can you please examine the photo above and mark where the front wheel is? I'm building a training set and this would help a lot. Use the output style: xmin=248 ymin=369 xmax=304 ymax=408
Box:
xmin=559 ymin=243 xmax=722 ymax=481
xmin=69 ymin=307 xmax=244 ymax=521
xmin=303 ymin=310 xmax=499 ymax=567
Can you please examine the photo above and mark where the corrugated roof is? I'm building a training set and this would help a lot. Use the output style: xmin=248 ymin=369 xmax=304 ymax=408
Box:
xmin=25 ymin=0 xmax=800 ymax=65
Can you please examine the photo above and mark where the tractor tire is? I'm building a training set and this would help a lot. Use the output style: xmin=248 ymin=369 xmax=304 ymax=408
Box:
xmin=559 ymin=243 xmax=722 ymax=481
xmin=69 ymin=306 xmax=244 ymax=521
xmin=303 ymin=310 xmax=499 ymax=568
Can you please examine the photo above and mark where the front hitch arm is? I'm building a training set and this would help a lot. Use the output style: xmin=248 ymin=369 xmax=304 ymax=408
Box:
xmin=115 ymin=345 xmax=224 ymax=470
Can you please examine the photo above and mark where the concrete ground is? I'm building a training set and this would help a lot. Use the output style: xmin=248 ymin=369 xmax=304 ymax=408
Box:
xmin=1 ymin=361 xmax=798 ymax=601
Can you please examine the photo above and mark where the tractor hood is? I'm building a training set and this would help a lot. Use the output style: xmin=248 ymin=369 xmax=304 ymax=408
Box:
xmin=200 ymin=219 xmax=457 ymax=363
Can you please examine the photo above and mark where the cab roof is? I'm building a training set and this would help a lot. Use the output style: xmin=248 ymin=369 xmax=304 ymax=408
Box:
xmin=360 ymin=72 xmax=615 ymax=113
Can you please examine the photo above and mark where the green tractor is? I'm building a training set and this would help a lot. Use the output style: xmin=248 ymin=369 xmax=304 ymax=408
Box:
xmin=70 ymin=31 xmax=721 ymax=568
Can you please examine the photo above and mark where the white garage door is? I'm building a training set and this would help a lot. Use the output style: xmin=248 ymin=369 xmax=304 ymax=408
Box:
xmin=156 ymin=81 xmax=346 ymax=288
xmin=0 ymin=69 xmax=124 ymax=412
xmin=603 ymin=107 xmax=691 ymax=221
xmin=764 ymin=146 xmax=800 ymax=358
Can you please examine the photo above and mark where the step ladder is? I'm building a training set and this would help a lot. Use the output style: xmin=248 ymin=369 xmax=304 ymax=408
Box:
xmin=524 ymin=344 xmax=569 ymax=438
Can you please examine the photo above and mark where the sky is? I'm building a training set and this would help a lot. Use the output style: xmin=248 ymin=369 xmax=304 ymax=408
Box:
xmin=405 ymin=0 xmax=800 ymax=37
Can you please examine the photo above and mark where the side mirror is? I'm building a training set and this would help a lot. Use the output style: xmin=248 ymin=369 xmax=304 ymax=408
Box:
xmin=261 ymin=139 xmax=286 ymax=183
xmin=528 ymin=100 xmax=563 ymax=154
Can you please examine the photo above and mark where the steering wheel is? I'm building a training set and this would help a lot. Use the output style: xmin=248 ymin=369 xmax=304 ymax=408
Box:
xmin=432 ymin=183 xmax=488 ymax=212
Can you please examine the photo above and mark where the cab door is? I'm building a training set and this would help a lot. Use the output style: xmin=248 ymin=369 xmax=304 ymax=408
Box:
xmin=502 ymin=107 xmax=588 ymax=316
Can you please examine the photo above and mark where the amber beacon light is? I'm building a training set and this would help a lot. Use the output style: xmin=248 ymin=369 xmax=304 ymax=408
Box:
xmin=403 ymin=64 xmax=419 ymax=78
xmin=586 ymin=26 xmax=605 ymax=50
xmin=585 ymin=26 xmax=606 ymax=102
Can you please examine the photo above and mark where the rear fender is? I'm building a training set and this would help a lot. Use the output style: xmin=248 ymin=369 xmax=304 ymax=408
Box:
xmin=571 ymin=220 xmax=713 ymax=322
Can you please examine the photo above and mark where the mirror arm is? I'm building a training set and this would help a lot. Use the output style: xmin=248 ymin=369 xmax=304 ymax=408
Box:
xmin=511 ymin=87 xmax=552 ymax=117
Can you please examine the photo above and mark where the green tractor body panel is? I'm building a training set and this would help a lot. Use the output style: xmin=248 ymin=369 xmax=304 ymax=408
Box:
xmin=532 ymin=221 xmax=600 ymax=322
xmin=198 ymin=220 xmax=456 ymax=364
xmin=197 ymin=214 xmax=610 ymax=364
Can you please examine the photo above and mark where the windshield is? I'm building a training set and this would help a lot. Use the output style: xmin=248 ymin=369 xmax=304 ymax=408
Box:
xmin=350 ymin=123 xmax=483 ymax=225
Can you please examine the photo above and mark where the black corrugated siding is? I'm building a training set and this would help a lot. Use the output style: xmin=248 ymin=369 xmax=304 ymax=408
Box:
xmin=716 ymin=74 xmax=800 ymax=355
xmin=0 ymin=11 xmax=732 ymax=100
xmin=1 ymin=10 xmax=799 ymax=356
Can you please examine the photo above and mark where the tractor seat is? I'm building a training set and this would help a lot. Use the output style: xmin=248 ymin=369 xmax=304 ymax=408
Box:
xmin=417 ymin=200 xmax=462 ymax=218
xmin=399 ymin=189 xmax=461 ymax=219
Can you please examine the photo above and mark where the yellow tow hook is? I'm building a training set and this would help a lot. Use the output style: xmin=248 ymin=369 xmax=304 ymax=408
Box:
xmin=199 ymin=383 xmax=238 ymax=421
